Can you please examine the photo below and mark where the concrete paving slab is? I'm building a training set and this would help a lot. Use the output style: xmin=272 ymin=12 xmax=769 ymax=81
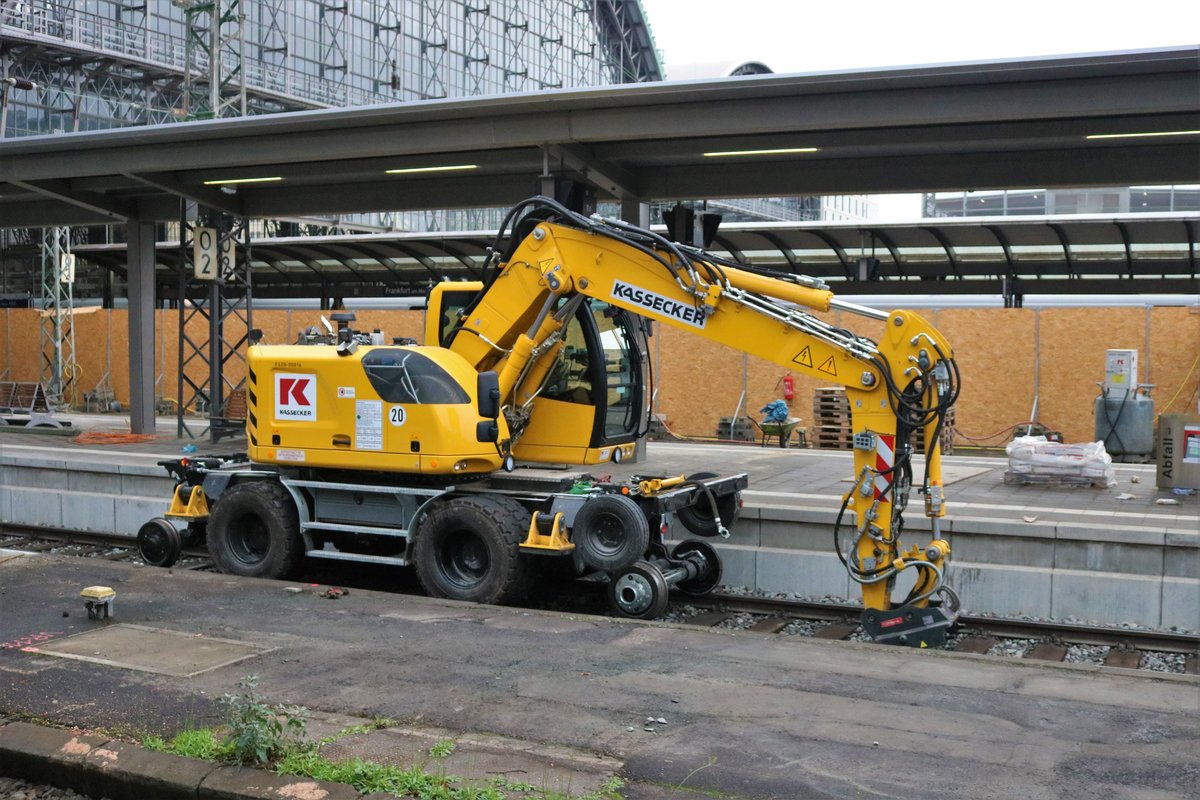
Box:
xmin=34 ymin=623 xmax=276 ymax=677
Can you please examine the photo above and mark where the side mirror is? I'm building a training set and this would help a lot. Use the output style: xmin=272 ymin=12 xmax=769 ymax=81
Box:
xmin=476 ymin=420 xmax=499 ymax=443
xmin=477 ymin=371 xmax=500 ymax=419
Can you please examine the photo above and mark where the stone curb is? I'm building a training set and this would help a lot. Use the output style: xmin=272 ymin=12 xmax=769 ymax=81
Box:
xmin=0 ymin=721 xmax=358 ymax=800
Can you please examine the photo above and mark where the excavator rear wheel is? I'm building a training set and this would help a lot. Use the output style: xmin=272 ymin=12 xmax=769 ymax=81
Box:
xmin=413 ymin=496 xmax=529 ymax=605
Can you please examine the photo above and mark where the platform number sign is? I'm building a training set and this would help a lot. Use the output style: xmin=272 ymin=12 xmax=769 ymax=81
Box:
xmin=194 ymin=227 xmax=217 ymax=280
xmin=58 ymin=252 xmax=76 ymax=285
xmin=194 ymin=228 xmax=236 ymax=281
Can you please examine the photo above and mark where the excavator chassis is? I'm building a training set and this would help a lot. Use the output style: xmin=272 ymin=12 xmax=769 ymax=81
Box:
xmin=141 ymin=454 xmax=744 ymax=619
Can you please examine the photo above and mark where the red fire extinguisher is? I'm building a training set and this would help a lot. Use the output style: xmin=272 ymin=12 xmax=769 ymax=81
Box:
xmin=781 ymin=373 xmax=795 ymax=401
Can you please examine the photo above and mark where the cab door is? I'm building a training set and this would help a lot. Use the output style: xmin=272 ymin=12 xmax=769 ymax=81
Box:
xmin=514 ymin=299 xmax=646 ymax=464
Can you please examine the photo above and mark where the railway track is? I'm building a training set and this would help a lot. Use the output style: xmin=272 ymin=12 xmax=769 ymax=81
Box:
xmin=666 ymin=593 xmax=1199 ymax=673
xmin=3 ymin=524 xmax=1196 ymax=674
xmin=0 ymin=525 xmax=213 ymax=569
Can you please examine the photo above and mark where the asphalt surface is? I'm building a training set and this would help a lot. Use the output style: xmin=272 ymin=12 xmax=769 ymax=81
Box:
xmin=2 ymin=553 xmax=1197 ymax=799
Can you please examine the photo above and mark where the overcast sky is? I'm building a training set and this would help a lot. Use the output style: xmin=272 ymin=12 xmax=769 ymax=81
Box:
xmin=637 ymin=0 xmax=1197 ymax=218
xmin=640 ymin=0 xmax=1198 ymax=77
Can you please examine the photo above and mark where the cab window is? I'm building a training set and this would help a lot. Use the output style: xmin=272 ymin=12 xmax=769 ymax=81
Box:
xmin=362 ymin=349 xmax=470 ymax=404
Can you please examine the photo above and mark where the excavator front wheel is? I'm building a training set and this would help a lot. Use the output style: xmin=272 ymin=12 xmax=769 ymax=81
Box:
xmin=413 ymin=496 xmax=529 ymax=605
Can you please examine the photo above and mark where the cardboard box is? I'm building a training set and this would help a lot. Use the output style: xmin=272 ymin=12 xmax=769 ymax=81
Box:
xmin=1157 ymin=413 xmax=1200 ymax=490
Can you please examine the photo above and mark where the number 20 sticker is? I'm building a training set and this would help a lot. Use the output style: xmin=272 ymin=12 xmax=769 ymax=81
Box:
xmin=388 ymin=406 xmax=407 ymax=426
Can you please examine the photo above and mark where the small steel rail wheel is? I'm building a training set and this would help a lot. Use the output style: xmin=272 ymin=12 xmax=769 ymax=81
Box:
xmin=207 ymin=480 xmax=303 ymax=579
xmin=676 ymin=471 xmax=741 ymax=537
xmin=609 ymin=560 xmax=670 ymax=619
xmin=571 ymin=493 xmax=650 ymax=572
xmin=137 ymin=516 xmax=182 ymax=568
xmin=412 ymin=495 xmax=529 ymax=605
xmin=671 ymin=539 xmax=723 ymax=596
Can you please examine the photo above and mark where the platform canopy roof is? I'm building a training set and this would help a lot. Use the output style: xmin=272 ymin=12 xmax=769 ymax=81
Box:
xmin=1 ymin=46 xmax=1198 ymax=227
xmin=63 ymin=212 xmax=1197 ymax=299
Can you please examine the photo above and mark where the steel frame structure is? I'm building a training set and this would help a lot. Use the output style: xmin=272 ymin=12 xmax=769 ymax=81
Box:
xmin=38 ymin=225 xmax=75 ymax=408
xmin=176 ymin=205 xmax=253 ymax=440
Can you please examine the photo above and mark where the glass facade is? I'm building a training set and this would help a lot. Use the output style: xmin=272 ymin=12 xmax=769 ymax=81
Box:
xmin=923 ymin=187 xmax=1200 ymax=217
xmin=0 ymin=0 xmax=661 ymax=138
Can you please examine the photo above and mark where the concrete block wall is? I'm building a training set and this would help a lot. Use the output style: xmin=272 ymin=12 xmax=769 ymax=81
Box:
xmin=0 ymin=451 xmax=174 ymax=538
xmin=673 ymin=505 xmax=1200 ymax=631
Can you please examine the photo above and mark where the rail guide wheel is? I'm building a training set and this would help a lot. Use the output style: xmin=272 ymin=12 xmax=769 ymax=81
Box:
xmin=670 ymin=539 xmax=722 ymax=596
xmin=609 ymin=560 xmax=670 ymax=619
xmin=137 ymin=516 xmax=182 ymax=568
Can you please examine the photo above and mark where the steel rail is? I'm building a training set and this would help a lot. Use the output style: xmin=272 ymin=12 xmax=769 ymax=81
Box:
xmin=700 ymin=592 xmax=1200 ymax=654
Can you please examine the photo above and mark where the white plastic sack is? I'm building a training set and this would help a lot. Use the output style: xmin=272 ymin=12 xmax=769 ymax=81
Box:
xmin=1005 ymin=435 xmax=1116 ymax=486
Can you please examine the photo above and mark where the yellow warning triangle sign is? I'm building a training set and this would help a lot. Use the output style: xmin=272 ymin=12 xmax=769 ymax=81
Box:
xmin=793 ymin=346 xmax=813 ymax=368
xmin=817 ymin=356 xmax=838 ymax=376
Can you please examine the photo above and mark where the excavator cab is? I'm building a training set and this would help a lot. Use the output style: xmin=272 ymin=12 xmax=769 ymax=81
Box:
xmin=426 ymin=283 xmax=648 ymax=467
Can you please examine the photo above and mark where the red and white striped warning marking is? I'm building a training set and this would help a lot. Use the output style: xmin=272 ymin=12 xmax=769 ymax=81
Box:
xmin=873 ymin=433 xmax=895 ymax=501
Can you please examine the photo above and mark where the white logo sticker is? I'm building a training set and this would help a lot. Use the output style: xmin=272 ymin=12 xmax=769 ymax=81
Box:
xmin=275 ymin=373 xmax=317 ymax=421
xmin=337 ymin=386 xmax=356 ymax=399
xmin=611 ymin=279 xmax=707 ymax=329
xmin=388 ymin=406 xmax=407 ymax=427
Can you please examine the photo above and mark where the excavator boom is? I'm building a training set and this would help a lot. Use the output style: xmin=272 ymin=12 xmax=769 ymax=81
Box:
xmin=432 ymin=197 xmax=961 ymax=644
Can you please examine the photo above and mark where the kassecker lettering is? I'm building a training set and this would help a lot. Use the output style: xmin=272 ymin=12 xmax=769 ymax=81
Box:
xmin=611 ymin=280 xmax=706 ymax=328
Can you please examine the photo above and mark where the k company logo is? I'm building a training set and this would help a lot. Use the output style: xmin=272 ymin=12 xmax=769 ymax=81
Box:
xmin=275 ymin=373 xmax=317 ymax=421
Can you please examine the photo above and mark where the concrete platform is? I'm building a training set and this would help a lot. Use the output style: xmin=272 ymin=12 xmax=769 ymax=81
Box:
xmin=1 ymin=552 xmax=1197 ymax=799
xmin=1 ymin=424 xmax=1197 ymax=630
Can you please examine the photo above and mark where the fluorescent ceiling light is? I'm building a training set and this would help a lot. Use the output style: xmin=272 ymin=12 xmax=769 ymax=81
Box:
xmin=385 ymin=164 xmax=478 ymax=174
xmin=1085 ymin=130 xmax=1200 ymax=140
xmin=203 ymin=176 xmax=282 ymax=185
xmin=703 ymin=147 xmax=819 ymax=157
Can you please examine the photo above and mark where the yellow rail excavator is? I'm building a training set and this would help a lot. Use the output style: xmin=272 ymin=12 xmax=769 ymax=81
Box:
xmin=138 ymin=196 xmax=960 ymax=646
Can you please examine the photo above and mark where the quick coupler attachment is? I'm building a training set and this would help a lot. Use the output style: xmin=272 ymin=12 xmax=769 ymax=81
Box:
xmin=860 ymin=599 xmax=957 ymax=648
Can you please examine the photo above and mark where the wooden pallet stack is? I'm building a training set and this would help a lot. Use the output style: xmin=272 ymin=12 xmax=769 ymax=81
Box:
xmin=810 ymin=387 xmax=853 ymax=449
xmin=912 ymin=407 xmax=956 ymax=455
xmin=811 ymin=387 xmax=957 ymax=453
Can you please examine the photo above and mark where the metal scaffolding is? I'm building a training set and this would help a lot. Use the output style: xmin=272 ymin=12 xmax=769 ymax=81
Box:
xmin=39 ymin=226 xmax=76 ymax=409
xmin=177 ymin=207 xmax=253 ymax=440
xmin=180 ymin=0 xmax=249 ymax=120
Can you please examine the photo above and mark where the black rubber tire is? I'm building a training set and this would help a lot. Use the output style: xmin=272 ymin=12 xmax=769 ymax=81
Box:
xmin=412 ymin=496 xmax=530 ymax=605
xmin=609 ymin=560 xmax=670 ymax=619
xmin=671 ymin=540 xmax=723 ymax=596
xmin=207 ymin=480 xmax=304 ymax=579
xmin=137 ymin=516 xmax=182 ymax=568
xmin=676 ymin=471 xmax=741 ymax=538
xmin=571 ymin=493 xmax=650 ymax=572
